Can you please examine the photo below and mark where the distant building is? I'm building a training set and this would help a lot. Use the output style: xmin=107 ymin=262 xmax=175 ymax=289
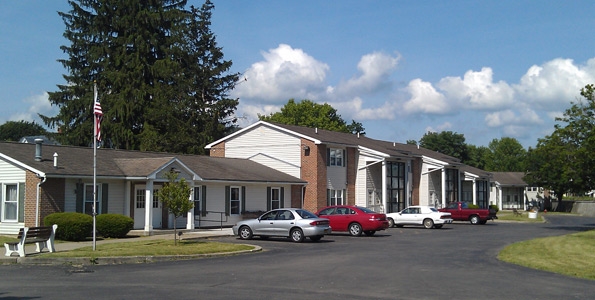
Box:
xmin=19 ymin=135 xmax=60 ymax=145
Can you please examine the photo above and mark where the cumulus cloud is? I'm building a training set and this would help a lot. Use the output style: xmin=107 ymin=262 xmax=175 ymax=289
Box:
xmin=515 ymin=58 xmax=595 ymax=109
xmin=9 ymin=92 xmax=55 ymax=125
xmin=402 ymin=79 xmax=450 ymax=114
xmin=331 ymin=52 xmax=400 ymax=98
xmin=425 ymin=122 xmax=452 ymax=133
xmin=437 ymin=67 xmax=515 ymax=110
xmin=232 ymin=44 xmax=329 ymax=102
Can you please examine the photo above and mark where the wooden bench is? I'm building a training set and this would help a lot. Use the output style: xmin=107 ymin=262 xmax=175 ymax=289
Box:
xmin=513 ymin=208 xmax=523 ymax=217
xmin=4 ymin=224 xmax=58 ymax=257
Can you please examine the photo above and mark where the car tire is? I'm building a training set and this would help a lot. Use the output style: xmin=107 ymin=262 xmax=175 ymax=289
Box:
xmin=238 ymin=226 xmax=253 ymax=240
xmin=434 ymin=224 xmax=443 ymax=229
xmin=310 ymin=235 xmax=322 ymax=242
xmin=388 ymin=218 xmax=395 ymax=228
xmin=469 ymin=215 xmax=480 ymax=225
xmin=290 ymin=228 xmax=305 ymax=243
xmin=349 ymin=223 xmax=363 ymax=236
xmin=479 ymin=220 xmax=487 ymax=225
xmin=364 ymin=230 xmax=376 ymax=236
xmin=423 ymin=218 xmax=434 ymax=229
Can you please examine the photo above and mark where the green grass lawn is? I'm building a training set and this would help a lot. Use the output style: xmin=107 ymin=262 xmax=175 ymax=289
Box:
xmin=499 ymin=229 xmax=595 ymax=280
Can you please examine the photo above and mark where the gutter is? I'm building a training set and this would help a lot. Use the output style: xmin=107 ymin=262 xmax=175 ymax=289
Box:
xmin=36 ymin=175 xmax=47 ymax=227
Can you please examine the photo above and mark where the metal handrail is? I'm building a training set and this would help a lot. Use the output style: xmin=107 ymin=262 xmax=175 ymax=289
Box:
xmin=195 ymin=211 xmax=228 ymax=230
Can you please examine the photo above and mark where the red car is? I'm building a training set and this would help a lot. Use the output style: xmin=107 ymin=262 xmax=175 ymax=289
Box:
xmin=316 ymin=205 xmax=389 ymax=236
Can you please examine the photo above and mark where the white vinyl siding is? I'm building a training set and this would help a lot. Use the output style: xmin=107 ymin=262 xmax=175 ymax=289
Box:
xmin=224 ymin=126 xmax=302 ymax=177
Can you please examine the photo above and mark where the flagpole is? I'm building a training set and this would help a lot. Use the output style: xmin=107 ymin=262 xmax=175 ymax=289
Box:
xmin=93 ymin=82 xmax=98 ymax=251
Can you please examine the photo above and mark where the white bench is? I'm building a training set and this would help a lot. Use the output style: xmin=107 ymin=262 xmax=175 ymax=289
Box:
xmin=4 ymin=224 xmax=58 ymax=257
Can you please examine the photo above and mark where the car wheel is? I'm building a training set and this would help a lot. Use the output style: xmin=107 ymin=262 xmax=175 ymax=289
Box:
xmin=290 ymin=228 xmax=305 ymax=243
xmin=469 ymin=215 xmax=480 ymax=225
xmin=238 ymin=226 xmax=253 ymax=240
xmin=310 ymin=235 xmax=322 ymax=242
xmin=364 ymin=230 xmax=376 ymax=236
xmin=423 ymin=218 xmax=434 ymax=229
xmin=349 ymin=223 xmax=363 ymax=236
xmin=434 ymin=224 xmax=443 ymax=229
xmin=388 ymin=218 xmax=395 ymax=228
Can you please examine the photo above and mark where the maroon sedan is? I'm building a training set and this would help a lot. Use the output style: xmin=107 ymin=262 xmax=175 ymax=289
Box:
xmin=316 ymin=205 xmax=389 ymax=236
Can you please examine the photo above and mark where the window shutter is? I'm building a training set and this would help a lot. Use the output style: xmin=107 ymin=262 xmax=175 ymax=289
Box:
xmin=267 ymin=187 xmax=271 ymax=211
xmin=201 ymin=186 xmax=207 ymax=217
xmin=76 ymin=182 xmax=84 ymax=213
xmin=241 ymin=186 xmax=246 ymax=214
xmin=327 ymin=189 xmax=331 ymax=206
xmin=18 ymin=183 xmax=25 ymax=223
xmin=101 ymin=183 xmax=108 ymax=214
xmin=326 ymin=148 xmax=331 ymax=166
xmin=225 ymin=186 xmax=230 ymax=216
xmin=343 ymin=189 xmax=346 ymax=205
xmin=342 ymin=149 xmax=346 ymax=167
xmin=280 ymin=187 xmax=285 ymax=208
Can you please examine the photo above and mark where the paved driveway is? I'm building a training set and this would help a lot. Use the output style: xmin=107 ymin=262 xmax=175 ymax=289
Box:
xmin=1 ymin=215 xmax=594 ymax=299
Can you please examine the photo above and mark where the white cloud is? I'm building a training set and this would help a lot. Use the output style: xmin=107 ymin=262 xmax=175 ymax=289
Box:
xmin=232 ymin=44 xmax=329 ymax=102
xmin=425 ymin=122 xmax=452 ymax=133
xmin=437 ymin=67 xmax=515 ymax=110
xmin=515 ymin=58 xmax=595 ymax=109
xmin=9 ymin=92 xmax=55 ymax=126
xmin=402 ymin=79 xmax=450 ymax=114
xmin=331 ymin=52 xmax=400 ymax=98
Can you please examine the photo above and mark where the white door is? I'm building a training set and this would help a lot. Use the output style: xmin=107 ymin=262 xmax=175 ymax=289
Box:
xmin=133 ymin=186 xmax=163 ymax=229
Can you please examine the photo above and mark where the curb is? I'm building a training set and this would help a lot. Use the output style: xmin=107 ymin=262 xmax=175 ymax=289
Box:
xmin=1 ymin=244 xmax=261 ymax=266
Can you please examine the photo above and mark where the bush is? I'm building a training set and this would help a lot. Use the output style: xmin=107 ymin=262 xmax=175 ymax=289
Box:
xmin=44 ymin=212 xmax=93 ymax=241
xmin=96 ymin=214 xmax=134 ymax=238
xmin=467 ymin=204 xmax=480 ymax=209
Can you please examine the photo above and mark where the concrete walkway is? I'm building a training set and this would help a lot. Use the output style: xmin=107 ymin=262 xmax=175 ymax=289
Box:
xmin=1 ymin=227 xmax=245 ymax=266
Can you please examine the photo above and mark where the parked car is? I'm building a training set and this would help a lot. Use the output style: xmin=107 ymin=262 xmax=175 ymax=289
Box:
xmin=386 ymin=206 xmax=453 ymax=229
xmin=438 ymin=201 xmax=498 ymax=225
xmin=232 ymin=208 xmax=332 ymax=242
xmin=315 ymin=205 xmax=389 ymax=236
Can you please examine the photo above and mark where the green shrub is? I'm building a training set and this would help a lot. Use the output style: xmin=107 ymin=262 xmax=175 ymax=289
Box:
xmin=96 ymin=214 xmax=134 ymax=238
xmin=467 ymin=204 xmax=480 ymax=209
xmin=44 ymin=212 xmax=93 ymax=241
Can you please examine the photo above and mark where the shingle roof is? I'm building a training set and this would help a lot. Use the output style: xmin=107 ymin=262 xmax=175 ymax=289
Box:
xmin=268 ymin=122 xmax=462 ymax=164
xmin=492 ymin=172 xmax=527 ymax=186
xmin=0 ymin=142 xmax=306 ymax=184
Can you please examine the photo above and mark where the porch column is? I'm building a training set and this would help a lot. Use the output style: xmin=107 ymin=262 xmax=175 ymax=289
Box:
xmin=144 ymin=180 xmax=154 ymax=234
xmin=382 ymin=160 xmax=387 ymax=213
xmin=441 ymin=168 xmax=446 ymax=207
xmin=187 ymin=182 xmax=195 ymax=230
xmin=497 ymin=185 xmax=503 ymax=211
xmin=472 ymin=178 xmax=477 ymax=205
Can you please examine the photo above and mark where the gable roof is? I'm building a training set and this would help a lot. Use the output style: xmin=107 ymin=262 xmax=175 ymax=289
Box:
xmin=491 ymin=172 xmax=527 ymax=186
xmin=0 ymin=142 xmax=306 ymax=184
xmin=207 ymin=121 xmax=462 ymax=165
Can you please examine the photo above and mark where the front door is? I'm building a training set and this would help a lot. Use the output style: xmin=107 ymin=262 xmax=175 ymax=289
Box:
xmin=133 ymin=186 xmax=162 ymax=229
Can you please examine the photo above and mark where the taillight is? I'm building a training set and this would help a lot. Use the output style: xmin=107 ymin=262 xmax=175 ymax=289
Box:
xmin=310 ymin=220 xmax=329 ymax=226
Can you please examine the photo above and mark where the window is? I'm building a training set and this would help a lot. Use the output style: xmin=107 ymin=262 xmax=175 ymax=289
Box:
xmin=3 ymin=184 xmax=18 ymax=221
xmin=270 ymin=187 xmax=280 ymax=210
xmin=153 ymin=189 xmax=160 ymax=209
xmin=84 ymin=184 xmax=100 ymax=215
xmin=327 ymin=189 xmax=344 ymax=206
xmin=445 ymin=168 xmax=459 ymax=204
xmin=193 ymin=187 xmax=201 ymax=216
xmin=387 ymin=161 xmax=406 ymax=213
xmin=136 ymin=188 xmax=145 ymax=209
xmin=230 ymin=187 xmax=240 ymax=215
xmin=327 ymin=148 xmax=345 ymax=167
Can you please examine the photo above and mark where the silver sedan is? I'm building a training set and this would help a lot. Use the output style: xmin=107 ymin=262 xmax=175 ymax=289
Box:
xmin=232 ymin=208 xmax=332 ymax=242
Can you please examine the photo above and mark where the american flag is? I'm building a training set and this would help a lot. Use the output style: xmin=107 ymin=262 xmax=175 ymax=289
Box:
xmin=93 ymin=83 xmax=103 ymax=141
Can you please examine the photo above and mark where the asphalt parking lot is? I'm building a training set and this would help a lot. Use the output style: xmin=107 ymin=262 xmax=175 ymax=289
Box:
xmin=1 ymin=215 xmax=594 ymax=300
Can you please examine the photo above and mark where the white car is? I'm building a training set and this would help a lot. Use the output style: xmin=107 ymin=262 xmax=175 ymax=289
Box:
xmin=386 ymin=206 xmax=453 ymax=229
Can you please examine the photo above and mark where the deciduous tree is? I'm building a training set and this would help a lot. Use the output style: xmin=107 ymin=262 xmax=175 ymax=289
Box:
xmin=156 ymin=171 xmax=193 ymax=245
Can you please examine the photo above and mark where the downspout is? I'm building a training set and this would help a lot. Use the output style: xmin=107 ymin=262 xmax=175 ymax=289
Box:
xmin=36 ymin=176 xmax=47 ymax=227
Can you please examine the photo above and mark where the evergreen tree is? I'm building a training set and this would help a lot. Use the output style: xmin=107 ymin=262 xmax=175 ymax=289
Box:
xmin=0 ymin=121 xmax=48 ymax=141
xmin=41 ymin=0 xmax=238 ymax=153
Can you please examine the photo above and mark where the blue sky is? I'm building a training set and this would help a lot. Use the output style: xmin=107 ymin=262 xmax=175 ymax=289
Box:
xmin=2 ymin=1 xmax=595 ymax=148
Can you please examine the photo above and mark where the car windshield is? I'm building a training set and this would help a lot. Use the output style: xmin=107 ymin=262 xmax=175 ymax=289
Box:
xmin=296 ymin=209 xmax=317 ymax=219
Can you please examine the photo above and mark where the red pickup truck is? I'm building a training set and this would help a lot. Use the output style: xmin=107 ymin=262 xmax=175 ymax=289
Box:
xmin=439 ymin=202 xmax=497 ymax=225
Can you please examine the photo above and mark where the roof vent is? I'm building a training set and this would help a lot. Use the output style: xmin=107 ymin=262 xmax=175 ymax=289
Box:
xmin=53 ymin=152 xmax=58 ymax=168
xmin=315 ymin=127 xmax=318 ymax=134
xmin=34 ymin=138 xmax=43 ymax=162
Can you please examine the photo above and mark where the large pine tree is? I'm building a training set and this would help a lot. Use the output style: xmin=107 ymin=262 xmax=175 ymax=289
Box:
xmin=42 ymin=0 xmax=239 ymax=153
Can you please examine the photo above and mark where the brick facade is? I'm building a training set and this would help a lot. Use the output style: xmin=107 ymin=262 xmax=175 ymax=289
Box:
xmin=24 ymin=172 xmax=65 ymax=226
xmin=300 ymin=139 xmax=327 ymax=212
xmin=209 ymin=142 xmax=225 ymax=157
xmin=346 ymin=147 xmax=356 ymax=206
xmin=411 ymin=158 xmax=421 ymax=206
